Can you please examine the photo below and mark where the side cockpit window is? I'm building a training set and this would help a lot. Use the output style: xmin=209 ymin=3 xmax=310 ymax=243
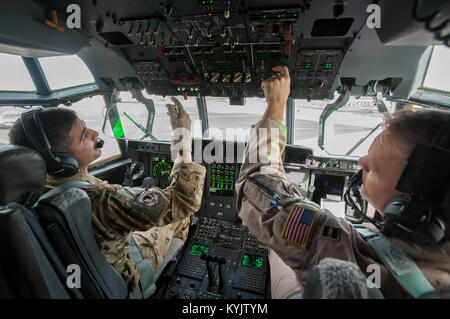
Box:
xmin=422 ymin=46 xmax=450 ymax=93
xmin=0 ymin=53 xmax=36 ymax=92
xmin=38 ymin=55 xmax=95 ymax=90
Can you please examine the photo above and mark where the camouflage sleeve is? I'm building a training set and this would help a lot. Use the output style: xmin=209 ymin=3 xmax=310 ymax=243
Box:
xmin=85 ymin=161 xmax=206 ymax=233
xmin=235 ymin=119 xmax=383 ymax=288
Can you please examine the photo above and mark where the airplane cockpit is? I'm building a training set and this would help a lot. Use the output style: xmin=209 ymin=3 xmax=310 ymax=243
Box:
xmin=0 ymin=0 xmax=449 ymax=300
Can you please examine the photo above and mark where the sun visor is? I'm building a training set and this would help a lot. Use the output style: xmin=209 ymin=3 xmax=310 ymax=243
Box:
xmin=376 ymin=0 xmax=450 ymax=46
xmin=0 ymin=1 xmax=89 ymax=58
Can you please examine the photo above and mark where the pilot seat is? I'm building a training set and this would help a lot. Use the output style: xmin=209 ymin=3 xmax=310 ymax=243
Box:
xmin=0 ymin=143 xmax=183 ymax=298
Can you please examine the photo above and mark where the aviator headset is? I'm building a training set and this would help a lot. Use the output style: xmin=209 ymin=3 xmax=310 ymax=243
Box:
xmin=20 ymin=106 xmax=104 ymax=178
xmin=345 ymin=119 xmax=450 ymax=245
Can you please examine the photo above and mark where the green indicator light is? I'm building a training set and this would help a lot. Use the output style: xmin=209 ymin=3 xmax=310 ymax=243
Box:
xmin=202 ymin=1 xmax=205 ymax=4
xmin=262 ymin=15 xmax=267 ymax=19
xmin=218 ymin=63 xmax=229 ymax=69
xmin=189 ymin=244 xmax=210 ymax=256
xmin=304 ymin=63 xmax=311 ymax=69
xmin=195 ymin=55 xmax=205 ymax=61
xmin=257 ymin=53 xmax=268 ymax=60
xmin=242 ymin=254 xmax=264 ymax=269
xmin=324 ymin=63 xmax=333 ymax=69
xmin=237 ymin=53 xmax=248 ymax=61
xmin=293 ymin=13 xmax=298 ymax=17
xmin=277 ymin=14 xmax=281 ymax=18
xmin=206 ymin=54 xmax=217 ymax=61
xmin=225 ymin=53 xmax=236 ymax=61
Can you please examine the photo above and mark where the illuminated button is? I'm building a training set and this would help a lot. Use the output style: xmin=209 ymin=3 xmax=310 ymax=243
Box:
xmin=233 ymin=72 xmax=243 ymax=83
xmin=210 ymin=202 xmax=215 ymax=207
xmin=222 ymin=74 xmax=231 ymax=82
xmin=226 ymin=204 xmax=231 ymax=209
xmin=219 ymin=203 xmax=223 ymax=208
xmin=211 ymin=73 xmax=220 ymax=83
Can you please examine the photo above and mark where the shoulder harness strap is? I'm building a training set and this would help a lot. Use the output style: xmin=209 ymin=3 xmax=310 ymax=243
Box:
xmin=34 ymin=180 xmax=91 ymax=207
xmin=128 ymin=238 xmax=156 ymax=299
xmin=354 ymin=224 xmax=435 ymax=298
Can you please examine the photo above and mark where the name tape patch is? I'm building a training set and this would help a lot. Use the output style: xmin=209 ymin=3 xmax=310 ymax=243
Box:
xmin=282 ymin=205 xmax=317 ymax=248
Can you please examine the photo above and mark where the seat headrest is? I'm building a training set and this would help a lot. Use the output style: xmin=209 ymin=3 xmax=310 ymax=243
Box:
xmin=0 ymin=143 xmax=47 ymax=206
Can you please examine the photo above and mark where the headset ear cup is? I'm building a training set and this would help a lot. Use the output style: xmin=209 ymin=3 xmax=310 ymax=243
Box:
xmin=383 ymin=194 xmax=446 ymax=244
xmin=49 ymin=153 xmax=79 ymax=178
xmin=382 ymin=194 xmax=416 ymax=239
xmin=423 ymin=217 xmax=446 ymax=244
xmin=383 ymin=194 xmax=409 ymax=223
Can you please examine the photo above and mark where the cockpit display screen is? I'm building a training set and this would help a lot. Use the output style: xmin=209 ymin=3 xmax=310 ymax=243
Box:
xmin=152 ymin=157 xmax=173 ymax=177
xmin=209 ymin=163 xmax=235 ymax=197
xmin=189 ymin=244 xmax=210 ymax=257
xmin=151 ymin=156 xmax=173 ymax=189
xmin=242 ymin=254 xmax=264 ymax=270
xmin=312 ymin=173 xmax=346 ymax=203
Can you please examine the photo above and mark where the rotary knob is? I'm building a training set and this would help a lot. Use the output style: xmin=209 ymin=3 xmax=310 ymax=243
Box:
xmin=167 ymin=287 xmax=178 ymax=299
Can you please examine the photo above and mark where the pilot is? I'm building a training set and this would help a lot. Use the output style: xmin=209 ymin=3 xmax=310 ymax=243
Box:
xmin=236 ymin=66 xmax=450 ymax=299
xmin=9 ymin=97 xmax=206 ymax=297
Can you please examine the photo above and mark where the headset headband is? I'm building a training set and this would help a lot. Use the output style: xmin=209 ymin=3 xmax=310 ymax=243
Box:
xmin=20 ymin=106 xmax=56 ymax=164
xmin=19 ymin=106 xmax=79 ymax=177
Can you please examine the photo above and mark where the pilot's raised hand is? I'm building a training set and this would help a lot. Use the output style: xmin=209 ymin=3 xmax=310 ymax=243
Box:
xmin=261 ymin=66 xmax=291 ymax=123
xmin=165 ymin=96 xmax=192 ymax=160
xmin=165 ymin=96 xmax=191 ymax=131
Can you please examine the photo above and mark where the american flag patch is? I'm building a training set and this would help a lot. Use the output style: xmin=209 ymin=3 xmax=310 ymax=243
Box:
xmin=281 ymin=205 xmax=317 ymax=248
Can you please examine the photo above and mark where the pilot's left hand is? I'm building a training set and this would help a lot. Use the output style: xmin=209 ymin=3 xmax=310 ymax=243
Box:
xmin=165 ymin=96 xmax=192 ymax=157
xmin=165 ymin=96 xmax=191 ymax=132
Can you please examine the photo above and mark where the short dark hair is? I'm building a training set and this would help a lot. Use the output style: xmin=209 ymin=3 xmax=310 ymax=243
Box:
xmin=383 ymin=108 xmax=450 ymax=147
xmin=9 ymin=107 xmax=78 ymax=152
xmin=384 ymin=108 xmax=450 ymax=229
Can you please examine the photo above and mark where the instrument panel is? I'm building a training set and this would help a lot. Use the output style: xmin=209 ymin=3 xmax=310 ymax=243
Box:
xmin=53 ymin=0 xmax=372 ymax=101
xmin=126 ymin=138 xmax=360 ymax=298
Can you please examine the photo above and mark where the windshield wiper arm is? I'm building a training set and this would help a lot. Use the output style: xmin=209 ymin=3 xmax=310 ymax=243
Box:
xmin=345 ymin=123 xmax=380 ymax=156
xmin=123 ymin=112 xmax=156 ymax=140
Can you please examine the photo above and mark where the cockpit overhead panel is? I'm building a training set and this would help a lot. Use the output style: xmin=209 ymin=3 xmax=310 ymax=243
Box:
xmin=40 ymin=0 xmax=381 ymax=100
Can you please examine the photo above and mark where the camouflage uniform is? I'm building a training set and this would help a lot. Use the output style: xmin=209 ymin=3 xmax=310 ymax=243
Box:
xmin=236 ymin=118 xmax=450 ymax=298
xmin=46 ymin=161 xmax=206 ymax=296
